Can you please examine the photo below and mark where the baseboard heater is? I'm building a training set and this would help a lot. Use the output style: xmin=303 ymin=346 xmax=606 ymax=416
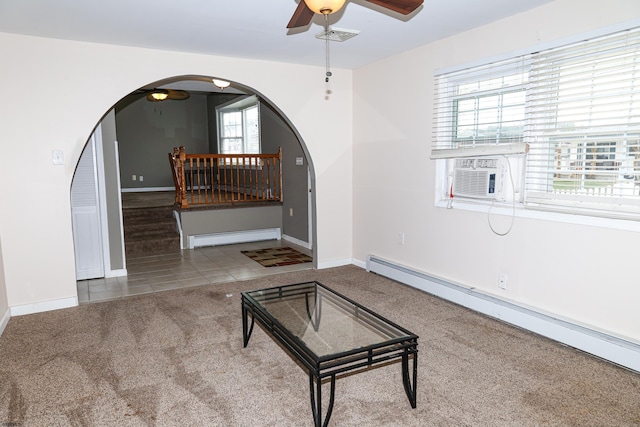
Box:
xmin=366 ymin=255 xmax=640 ymax=373
xmin=188 ymin=228 xmax=281 ymax=249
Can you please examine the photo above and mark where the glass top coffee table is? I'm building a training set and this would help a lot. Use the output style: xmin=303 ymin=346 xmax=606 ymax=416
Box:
xmin=241 ymin=281 xmax=418 ymax=427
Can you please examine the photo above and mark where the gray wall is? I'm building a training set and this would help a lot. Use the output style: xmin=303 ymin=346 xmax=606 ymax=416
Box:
xmin=116 ymin=94 xmax=209 ymax=189
xmin=99 ymin=111 xmax=125 ymax=271
xmin=115 ymin=91 xmax=310 ymax=245
xmin=261 ymin=103 xmax=309 ymax=243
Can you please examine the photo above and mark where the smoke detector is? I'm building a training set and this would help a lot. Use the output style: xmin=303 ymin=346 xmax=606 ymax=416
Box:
xmin=315 ymin=27 xmax=360 ymax=42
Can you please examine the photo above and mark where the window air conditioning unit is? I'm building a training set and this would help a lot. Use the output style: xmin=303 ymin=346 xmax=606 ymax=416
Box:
xmin=452 ymin=157 xmax=505 ymax=200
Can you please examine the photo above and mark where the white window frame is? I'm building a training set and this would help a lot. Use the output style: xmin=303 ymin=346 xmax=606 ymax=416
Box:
xmin=217 ymin=95 xmax=261 ymax=163
xmin=432 ymin=23 xmax=640 ymax=227
xmin=432 ymin=57 xmax=530 ymax=206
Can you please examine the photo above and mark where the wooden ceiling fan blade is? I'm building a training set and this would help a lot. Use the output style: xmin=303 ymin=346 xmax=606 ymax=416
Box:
xmin=365 ymin=0 xmax=423 ymax=15
xmin=167 ymin=89 xmax=190 ymax=100
xmin=287 ymin=1 xmax=315 ymax=28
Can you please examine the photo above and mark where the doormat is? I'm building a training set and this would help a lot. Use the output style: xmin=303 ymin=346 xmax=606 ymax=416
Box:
xmin=241 ymin=247 xmax=312 ymax=267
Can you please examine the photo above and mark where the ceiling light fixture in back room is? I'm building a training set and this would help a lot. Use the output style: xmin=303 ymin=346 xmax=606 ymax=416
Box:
xmin=212 ymin=79 xmax=231 ymax=90
xmin=150 ymin=89 xmax=169 ymax=101
xmin=143 ymin=89 xmax=190 ymax=102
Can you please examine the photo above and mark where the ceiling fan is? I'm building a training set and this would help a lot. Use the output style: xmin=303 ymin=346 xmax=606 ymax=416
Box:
xmin=287 ymin=0 xmax=424 ymax=28
xmin=139 ymin=88 xmax=190 ymax=102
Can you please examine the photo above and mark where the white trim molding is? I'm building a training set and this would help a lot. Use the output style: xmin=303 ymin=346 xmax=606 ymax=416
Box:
xmin=282 ymin=234 xmax=312 ymax=250
xmin=0 ymin=307 xmax=10 ymax=337
xmin=317 ymin=257 xmax=354 ymax=269
xmin=11 ymin=296 xmax=78 ymax=317
xmin=105 ymin=268 xmax=127 ymax=278
xmin=366 ymin=255 xmax=640 ymax=373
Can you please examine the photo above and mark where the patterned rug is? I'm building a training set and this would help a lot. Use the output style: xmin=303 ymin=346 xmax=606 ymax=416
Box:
xmin=241 ymin=247 xmax=312 ymax=267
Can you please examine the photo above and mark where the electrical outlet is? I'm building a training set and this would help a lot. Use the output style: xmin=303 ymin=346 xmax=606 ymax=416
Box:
xmin=289 ymin=208 xmax=294 ymax=217
xmin=498 ymin=273 xmax=508 ymax=290
xmin=139 ymin=175 xmax=144 ymax=182
xmin=398 ymin=232 xmax=405 ymax=246
xmin=132 ymin=175 xmax=136 ymax=181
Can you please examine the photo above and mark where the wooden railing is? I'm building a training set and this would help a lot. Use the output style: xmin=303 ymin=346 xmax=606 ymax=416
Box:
xmin=169 ymin=146 xmax=282 ymax=208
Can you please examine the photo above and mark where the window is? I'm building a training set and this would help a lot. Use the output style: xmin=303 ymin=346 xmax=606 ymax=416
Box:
xmin=454 ymin=89 xmax=526 ymax=145
xmin=526 ymin=29 xmax=640 ymax=217
xmin=433 ymin=26 xmax=640 ymax=220
xmin=217 ymin=95 xmax=261 ymax=156
xmin=434 ymin=58 xmax=529 ymax=152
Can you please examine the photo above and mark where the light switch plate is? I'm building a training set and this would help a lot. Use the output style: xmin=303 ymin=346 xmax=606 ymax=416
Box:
xmin=52 ymin=150 xmax=64 ymax=165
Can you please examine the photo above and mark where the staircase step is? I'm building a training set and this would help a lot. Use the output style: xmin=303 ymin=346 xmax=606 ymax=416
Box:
xmin=125 ymin=236 xmax=180 ymax=255
xmin=122 ymin=205 xmax=180 ymax=255
xmin=125 ymin=221 xmax=177 ymax=236
xmin=123 ymin=206 xmax=175 ymax=222
xmin=124 ymin=226 xmax=180 ymax=239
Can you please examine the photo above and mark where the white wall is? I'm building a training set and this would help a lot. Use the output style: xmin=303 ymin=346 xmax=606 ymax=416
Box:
xmin=353 ymin=0 xmax=640 ymax=343
xmin=0 ymin=33 xmax=353 ymax=311
xmin=0 ymin=237 xmax=9 ymax=334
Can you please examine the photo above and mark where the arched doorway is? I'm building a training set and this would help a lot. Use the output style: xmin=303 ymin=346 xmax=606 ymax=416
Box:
xmin=72 ymin=75 xmax=316 ymax=303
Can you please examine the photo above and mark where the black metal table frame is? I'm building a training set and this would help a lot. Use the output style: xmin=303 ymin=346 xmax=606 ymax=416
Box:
xmin=241 ymin=281 xmax=418 ymax=427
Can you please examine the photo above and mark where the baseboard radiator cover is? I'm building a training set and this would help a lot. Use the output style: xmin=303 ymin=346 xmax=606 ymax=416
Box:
xmin=366 ymin=255 xmax=640 ymax=373
xmin=188 ymin=228 xmax=281 ymax=249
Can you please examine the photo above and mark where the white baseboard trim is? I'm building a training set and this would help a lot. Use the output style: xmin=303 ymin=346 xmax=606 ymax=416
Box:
xmin=11 ymin=296 xmax=78 ymax=317
xmin=174 ymin=210 xmax=184 ymax=250
xmin=352 ymin=258 xmax=367 ymax=269
xmin=105 ymin=268 xmax=127 ymax=278
xmin=282 ymin=234 xmax=311 ymax=250
xmin=188 ymin=228 xmax=281 ymax=249
xmin=366 ymin=255 xmax=640 ymax=373
xmin=0 ymin=307 xmax=10 ymax=337
xmin=317 ymin=257 xmax=354 ymax=269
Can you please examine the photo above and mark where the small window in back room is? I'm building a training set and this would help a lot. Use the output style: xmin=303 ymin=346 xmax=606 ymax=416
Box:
xmin=217 ymin=95 xmax=261 ymax=160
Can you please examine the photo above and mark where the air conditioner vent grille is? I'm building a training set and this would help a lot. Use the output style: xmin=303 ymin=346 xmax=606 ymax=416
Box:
xmin=452 ymin=157 xmax=503 ymax=200
xmin=315 ymin=27 xmax=360 ymax=42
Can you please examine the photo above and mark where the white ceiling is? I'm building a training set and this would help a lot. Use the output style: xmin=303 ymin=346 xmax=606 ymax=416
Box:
xmin=1 ymin=0 xmax=554 ymax=70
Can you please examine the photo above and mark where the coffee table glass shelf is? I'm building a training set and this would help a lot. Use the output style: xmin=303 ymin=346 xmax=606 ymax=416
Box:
xmin=241 ymin=281 xmax=418 ymax=427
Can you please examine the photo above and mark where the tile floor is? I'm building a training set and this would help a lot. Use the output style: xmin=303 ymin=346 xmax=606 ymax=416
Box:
xmin=77 ymin=240 xmax=313 ymax=303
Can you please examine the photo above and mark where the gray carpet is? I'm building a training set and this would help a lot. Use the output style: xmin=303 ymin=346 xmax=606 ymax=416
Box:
xmin=1 ymin=266 xmax=639 ymax=426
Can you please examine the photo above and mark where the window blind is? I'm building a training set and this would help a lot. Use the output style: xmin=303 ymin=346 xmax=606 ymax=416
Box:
xmin=524 ymin=27 xmax=640 ymax=217
xmin=432 ymin=56 xmax=530 ymax=157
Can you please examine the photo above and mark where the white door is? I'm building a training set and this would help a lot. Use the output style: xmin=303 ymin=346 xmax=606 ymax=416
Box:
xmin=71 ymin=132 xmax=104 ymax=280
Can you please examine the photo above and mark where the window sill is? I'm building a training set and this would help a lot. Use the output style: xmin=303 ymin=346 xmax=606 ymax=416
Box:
xmin=435 ymin=198 xmax=640 ymax=233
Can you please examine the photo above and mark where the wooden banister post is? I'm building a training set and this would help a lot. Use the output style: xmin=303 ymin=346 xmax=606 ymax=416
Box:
xmin=169 ymin=150 xmax=179 ymax=205
xmin=178 ymin=146 xmax=188 ymax=208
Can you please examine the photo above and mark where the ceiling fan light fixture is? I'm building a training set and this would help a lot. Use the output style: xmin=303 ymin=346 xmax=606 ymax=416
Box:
xmin=150 ymin=90 xmax=169 ymax=101
xmin=212 ymin=79 xmax=231 ymax=90
xmin=303 ymin=0 xmax=346 ymax=15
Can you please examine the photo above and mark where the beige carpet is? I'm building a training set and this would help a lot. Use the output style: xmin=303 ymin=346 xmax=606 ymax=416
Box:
xmin=1 ymin=266 xmax=639 ymax=426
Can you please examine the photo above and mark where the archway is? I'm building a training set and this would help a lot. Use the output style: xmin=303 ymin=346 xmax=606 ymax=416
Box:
xmin=72 ymin=75 xmax=317 ymax=302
